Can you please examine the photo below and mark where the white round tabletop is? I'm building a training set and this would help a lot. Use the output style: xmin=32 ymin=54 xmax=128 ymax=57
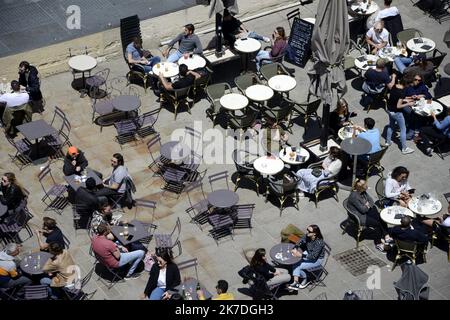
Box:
xmin=245 ymin=84 xmax=274 ymax=102
xmin=303 ymin=17 xmax=316 ymax=24
xmin=354 ymin=54 xmax=378 ymax=71
xmin=68 ymin=55 xmax=97 ymax=72
xmin=408 ymin=197 xmax=442 ymax=216
xmin=338 ymin=125 xmax=363 ymax=141
xmin=177 ymin=54 xmax=206 ymax=70
xmin=279 ymin=146 xmax=310 ymax=165
xmin=268 ymin=75 xmax=297 ymax=92
xmin=351 ymin=1 xmax=379 ymax=15
xmin=380 ymin=206 xmax=415 ymax=226
xmin=152 ymin=62 xmax=179 ymax=78
xmin=412 ymin=100 xmax=444 ymax=116
xmin=234 ymin=38 xmax=262 ymax=53
xmin=406 ymin=37 xmax=436 ymax=53
xmin=253 ymin=156 xmax=285 ymax=176
xmin=220 ymin=93 xmax=249 ymax=110
xmin=377 ymin=46 xmax=403 ymax=62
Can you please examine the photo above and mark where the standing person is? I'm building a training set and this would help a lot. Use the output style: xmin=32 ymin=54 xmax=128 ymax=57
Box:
xmin=385 ymin=166 xmax=414 ymax=207
xmin=347 ymin=179 xmax=393 ymax=252
xmin=18 ymin=61 xmax=43 ymax=109
xmin=288 ymin=225 xmax=326 ymax=290
xmin=0 ymin=243 xmax=32 ymax=290
xmin=0 ymin=172 xmax=26 ymax=214
xmin=96 ymin=153 xmax=132 ymax=203
xmin=249 ymin=248 xmax=291 ymax=287
xmin=385 ymin=78 xmax=415 ymax=154
xmin=40 ymin=242 xmax=78 ymax=299
xmin=92 ymin=223 xmax=145 ymax=280
xmin=255 ymin=27 xmax=287 ymax=71
xmin=126 ymin=36 xmax=161 ymax=74
xmin=418 ymin=110 xmax=450 ymax=156
xmin=63 ymin=146 xmax=88 ymax=176
xmin=366 ymin=21 xmax=390 ymax=54
xmin=35 ymin=217 xmax=66 ymax=251
xmin=163 ymin=24 xmax=203 ymax=63
xmin=142 ymin=249 xmax=181 ymax=300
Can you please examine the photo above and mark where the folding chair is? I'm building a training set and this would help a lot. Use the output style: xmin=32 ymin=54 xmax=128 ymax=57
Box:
xmin=64 ymin=264 xmax=97 ymax=300
xmin=208 ymin=171 xmax=230 ymax=191
xmin=304 ymin=242 xmax=331 ymax=291
xmin=177 ymin=258 xmax=200 ymax=281
xmin=233 ymin=203 xmax=255 ymax=234
xmin=135 ymin=108 xmax=159 ymax=139
xmin=146 ymin=133 xmax=169 ymax=177
xmin=185 ymin=180 xmax=210 ymax=230
xmin=208 ymin=214 xmax=234 ymax=245
xmin=154 ymin=217 xmax=182 ymax=257
xmin=37 ymin=164 xmax=68 ymax=215
xmin=114 ymin=119 xmax=139 ymax=148
xmin=23 ymin=285 xmax=49 ymax=300
xmin=5 ymin=135 xmax=33 ymax=171
xmin=94 ymin=254 xmax=127 ymax=290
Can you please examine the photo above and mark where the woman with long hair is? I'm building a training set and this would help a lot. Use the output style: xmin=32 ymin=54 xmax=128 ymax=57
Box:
xmin=0 ymin=172 xmax=26 ymax=212
xmin=250 ymin=248 xmax=291 ymax=287
xmin=329 ymin=98 xmax=357 ymax=135
xmin=385 ymin=166 xmax=414 ymax=207
xmin=255 ymin=26 xmax=288 ymax=71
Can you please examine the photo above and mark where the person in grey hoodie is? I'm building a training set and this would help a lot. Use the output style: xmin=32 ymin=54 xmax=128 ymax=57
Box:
xmin=163 ymin=23 xmax=203 ymax=63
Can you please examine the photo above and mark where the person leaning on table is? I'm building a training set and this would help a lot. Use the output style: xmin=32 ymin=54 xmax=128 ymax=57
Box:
xmin=384 ymin=166 xmax=414 ymax=207
xmin=417 ymin=110 xmax=450 ymax=156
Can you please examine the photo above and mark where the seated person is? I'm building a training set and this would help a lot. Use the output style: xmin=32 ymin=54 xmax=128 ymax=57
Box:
xmin=198 ymin=280 xmax=235 ymax=300
xmin=390 ymin=216 xmax=428 ymax=245
xmin=126 ymin=36 xmax=161 ymax=74
xmin=420 ymin=203 xmax=450 ymax=232
xmin=92 ymin=223 xmax=145 ymax=280
xmin=348 ymin=179 xmax=392 ymax=252
xmin=404 ymin=73 xmax=432 ymax=100
xmin=375 ymin=0 xmax=400 ymax=21
xmin=96 ymin=153 xmax=131 ymax=203
xmin=366 ymin=21 xmax=390 ymax=54
xmin=0 ymin=172 xmax=26 ymax=215
xmin=329 ymin=98 xmax=357 ymax=135
xmin=288 ymin=225 xmax=325 ymax=290
xmin=40 ymin=242 xmax=77 ymax=299
xmin=0 ymin=80 xmax=29 ymax=119
xmin=18 ymin=61 xmax=43 ymax=104
xmin=74 ymin=177 xmax=99 ymax=222
xmin=355 ymin=117 xmax=381 ymax=158
xmin=362 ymin=58 xmax=396 ymax=95
xmin=158 ymin=64 xmax=201 ymax=93
xmin=418 ymin=110 xmax=450 ymax=156
xmin=385 ymin=166 xmax=414 ymax=207
xmin=249 ymin=248 xmax=291 ymax=287
xmin=142 ymin=248 xmax=181 ymax=300
xmin=295 ymin=146 xmax=342 ymax=196
xmin=0 ymin=243 xmax=32 ymax=290
xmin=90 ymin=200 xmax=122 ymax=236
xmin=63 ymin=146 xmax=88 ymax=176
xmin=163 ymin=24 xmax=203 ymax=63
xmin=394 ymin=53 xmax=434 ymax=79
xmin=255 ymin=27 xmax=287 ymax=71
xmin=35 ymin=217 xmax=66 ymax=251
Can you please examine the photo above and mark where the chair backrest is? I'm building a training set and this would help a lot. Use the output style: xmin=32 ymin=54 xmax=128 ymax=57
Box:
xmin=135 ymin=199 xmax=156 ymax=223
xmin=234 ymin=73 xmax=259 ymax=94
xmin=50 ymin=106 xmax=66 ymax=130
xmin=367 ymin=146 xmax=388 ymax=165
xmin=68 ymin=46 xmax=88 ymax=58
xmin=428 ymin=48 xmax=447 ymax=69
xmin=208 ymin=171 xmax=230 ymax=191
xmin=286 ymin=8 xmax=300 ymax=30
xmin=63 ymin=234 xmax=71 ymax=249
xmin=185 ymin=180 xmax=206 ymax=206
xmin=93 ymin=68 xmax=110 ymax=83
xmin=109 ymin=76 xmax=128 ymax=97
xmin=260 ymin=63 xmax=278 ymax=81
xmin=375 ymin=177 xmax=386 ymax=201
xmin=229 ymin=111 xmax=257 ymax=129
xmin=38 ymin=164 xmax=55 ymax=185
xmin=305 ymin=99 xmax=322 ymax=114
xmin=397 ymin=28 xmax=423 ymax=45
xmin=396 ymin=239 xmax=417 ymax=253
xmin=343 ymin=198 xmax=362 ymax=226
xmin=24 ymin=285 xmax=49 ymax=300
xmin=352 ymin=289 xmax=374 ymax=300
xmin=169 ymin=217 xmax=181 ymax=243
xmin=177 ymin=258 xmax=199 ymax=280
xmin=382 ymin=14 xmax=404 ymax=44
xmin=146 ymin=134 xmax=162 ymax=161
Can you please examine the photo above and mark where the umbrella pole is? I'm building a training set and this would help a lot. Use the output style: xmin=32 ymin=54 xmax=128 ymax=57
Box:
xmin=215 ymin=12 xmax=224 ymax=57
xmin=319 ymin=103 xmax=330 ymax=151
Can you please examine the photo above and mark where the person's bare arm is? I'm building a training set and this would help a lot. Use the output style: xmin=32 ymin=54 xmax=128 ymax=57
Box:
xmin=387 ymin=73 xmax=396 ymax=90
xmin=127 ymin=52 xmax=146 ymax=65
xmin=397 ymin=97 xmax=414 ymax=110
xmin=35 ymin=229 xmax=48 ymax=250
xmin=187 ymin=70 xmax=201 ymax=79
xmin=159 ymin=73 xmax=173 ymax=91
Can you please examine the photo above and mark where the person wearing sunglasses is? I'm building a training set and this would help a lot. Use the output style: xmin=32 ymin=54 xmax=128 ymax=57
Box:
xmin=288 ymin=225 xmax=325 ymax=290
xmin=366 ymin=21 xmax=390 ymax=54
xmin=404 ymin=73 xmax=432 ymax=101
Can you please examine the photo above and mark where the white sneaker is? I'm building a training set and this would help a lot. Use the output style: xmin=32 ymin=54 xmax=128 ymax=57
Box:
xmin=263 ymin=37 xmax=271 ymax=43
xmin=401 ymin=147 xmax=414 ymax=155
xmin=385 ymin=141 xmax=392 ymax=146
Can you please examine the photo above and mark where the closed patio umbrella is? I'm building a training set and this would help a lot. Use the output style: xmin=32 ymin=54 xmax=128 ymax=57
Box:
xmin=393 ymin=262 xmax=430 ymax=300
xmin=307 ymin=0 xmax=349 ymax=150
xmin=206 ymin=0 xmax=239 ymax=55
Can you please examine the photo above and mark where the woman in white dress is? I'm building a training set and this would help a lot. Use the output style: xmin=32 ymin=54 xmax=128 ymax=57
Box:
xmin=295 ymin=147 xmax=342 ymax=195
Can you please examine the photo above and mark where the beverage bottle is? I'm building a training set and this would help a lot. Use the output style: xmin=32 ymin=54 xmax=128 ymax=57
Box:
xmin=181 ymin=285 xmax=186 ymax=299
xmin=252 ymin=76 xmax=257 ymax=85
xmin=196 ymin=281 xmax=201 ymax=291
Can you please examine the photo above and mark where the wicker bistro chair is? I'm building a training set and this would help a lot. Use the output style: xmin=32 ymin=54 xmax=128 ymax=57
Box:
xmin=392 ymin=239 xmax=427 ymax=271
xmin=266 ymin=174 xmax=300 ymax=216
xmin=37 ymin=164 xmax=69 ymax=215
xmin=263 ymin=98 xmax=294 ymax=133
xmin=397 ymin=28 xmax=423 ymax=46
xmin=205 ymin=82 xmax=232 ymax=126
xmin=287 ymin=98 xmax=322 ymax=129
xmin=161 ymin=86 xmax=192 ymax=120
xmin=259 ymin=62 xmax=293 ymax=82
xmin=234 ymin=73 xmax=262 ymax=94
xmin=227 ymin=110 xmax=258 ymax=135
xmin=374 ymin=176 xmax=399 ymax=208
xmin=232 ymin=149 xmax=261 ymax=195
xmin=307 ymin=161 xmax=339 ymax=208
xmin=357 ymin=146 xmax=388 ymax=180
xmin=341 ymin=198 xmax=376 ymax=248
xmin=192 ymin=67 xmax=213 ymax=101
xmin=431 ymin=221 xmax=450 ymax=262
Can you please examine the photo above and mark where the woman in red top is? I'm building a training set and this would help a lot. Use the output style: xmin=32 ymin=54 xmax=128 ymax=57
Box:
xmin=255 ymin=27 xmax=287 ymax=71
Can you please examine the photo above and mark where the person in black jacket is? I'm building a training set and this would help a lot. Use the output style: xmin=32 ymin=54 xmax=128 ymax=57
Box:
xmin=249 ymin=248 xmax=291 ymax=287
xmin=142 ymin=248 xmax=181 ymax=300
xmin=347 ymin=179 xmax=392 ymax=252
xmin=18 ymin=61 xmax=43 ymax=102
xmin=74 ymin=178 xmax=99 ymax=227
xmin=63 ymin=146 xmax=88 ymax=176
xmin=0 ymin=173 xmax=26 ymax=214
xmin=390 ymin=216 xmax=428 ymax=245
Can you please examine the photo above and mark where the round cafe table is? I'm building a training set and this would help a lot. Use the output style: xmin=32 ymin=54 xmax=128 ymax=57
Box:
xmin=408 ymin=196 xmax=442 ymax=216
xmin=20 ymin=251 xmax=52 ymax=275
xmin=177 ymin=54 xmax=206 ymax=70
xmin=68 ymin=55 xmax=97 ymax=96
xmin=338 ymin=125 xmax=364 ymax=141
xmin=234 ymin=38 xmax=261 ymax=73
xmin=340 ymin=137 xmax=371 ymax=187
xmin=354 ymin=54 xmax=378 ymax=71
xmin=279 ymin=146 xmax=310 ymax=165
xmin=412 ymin=100 xmax=444 ymax=117
xmin=253 ymin=155 xmax=285 ymax=176
xmin=377 ymin=46 xmax=403 ymax=62
xmin=269 ymin=243 xmax=301 ymax=265
xmin=160 ymin=141 xmax=191 ymax=162
xmin=268 ymin=75 xmax=297 ymax=93
xmin=112 ymin=95 xmax=141 ymax=114
xmin=152 ymin=62 xmax=179 ymax=78
xmin=245 ymin=84 xmax=274 ymax=102
xmin=406 ymin=37 xmax=436 ymax=53
xmin=350 ymin=1 xmax=379 ymax=15
xmin=380 ymin=206 xmax=415 ymax=226
xmin=220 ymin=93 xmax=249 ymax=111
xmin=207 ymin=189 xmax=239 ymax=209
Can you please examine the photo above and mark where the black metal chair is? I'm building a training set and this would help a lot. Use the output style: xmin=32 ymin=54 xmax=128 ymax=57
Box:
xmin=266 ymin=174 xmax=299 ymax=216
xmin=161 ymin=86 xmax=192 ymax=120
xmin=177 ymin=258 xmax=200 ymax=281
xmin=232 ymin=149 xmax=260 ymax=195
xmin=208 ymin=171 xmax=230 ymax=191
xmin=37 ymin=164 xmax=68 ymax=215
xmin=205 ymin=82 xmax=232 ymax=126
xmin=208 ymin=214 xmax=234 ymax=245
xmin=303 ymin=242 xmax=331 ymax=292
xmin=154 ymin=217 xmax=182 ymax=258
xmin=185 ymin=180 xmax=210 ymax=230
xmin=357 ymin=146 xmax=388 ymax=180
xmin=86 ymin=68 xmax=110 ymax=99
xmin=233 ymin=203 xmax=255 ymax=234
xmin=90 ymin=93 xmax=114 ymax=123
xmin=5 ymin=135 xmax=33 ymax=171
xmin=146 ymin=133 xmax=169 ymax=177
xmin=135 ymin=108 xmax=159 ymax=139
xmin=114 ymin=119 xmax=139 ymax=148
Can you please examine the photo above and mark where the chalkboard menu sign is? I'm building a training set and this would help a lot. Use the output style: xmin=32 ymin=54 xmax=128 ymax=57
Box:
xmin=285 ymin=17 xmax=314 ymax=68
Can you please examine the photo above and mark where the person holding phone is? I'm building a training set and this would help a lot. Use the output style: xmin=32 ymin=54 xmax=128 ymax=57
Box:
xmin=254 ymin=27 xmax=287 ymax=71
xmin=385 ymin=166 xmax=414 ymax=207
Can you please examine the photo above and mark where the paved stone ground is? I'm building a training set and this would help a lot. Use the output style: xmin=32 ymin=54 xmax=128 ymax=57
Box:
xmin=1 ymin=1 xmax=449 ymax=300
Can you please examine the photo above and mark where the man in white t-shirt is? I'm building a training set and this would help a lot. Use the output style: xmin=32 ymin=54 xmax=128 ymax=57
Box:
xmin=366 ymin=21 xmax=390 ymax=54
xmin=0 ymin=80 xmax=29 ymax=119
xmin=375 ymin=0 xmax=400 ymax=21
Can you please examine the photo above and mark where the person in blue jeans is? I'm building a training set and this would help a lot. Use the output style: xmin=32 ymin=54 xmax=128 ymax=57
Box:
xmin=163 ymin=24 xmax=203 ymax=63
xmin=288 ymin=225 xmax=326 ymax=290
xmin=386 ymin=79 xmax=415 ymax=154
xmin=126 ymin=37 xmax=161 ymax=74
